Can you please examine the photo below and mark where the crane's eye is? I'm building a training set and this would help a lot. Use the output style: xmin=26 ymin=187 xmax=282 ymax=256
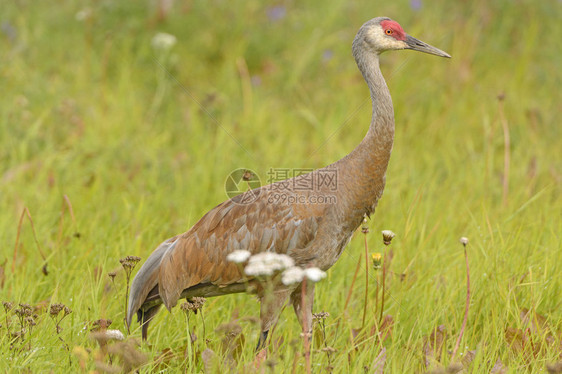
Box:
xmin=385 ymin=29 xmax=393 ymax=35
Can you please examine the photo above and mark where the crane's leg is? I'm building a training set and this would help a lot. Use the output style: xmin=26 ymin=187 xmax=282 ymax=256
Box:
xmin=290 ymin=281 xmax=315 ymax=373
xmin=256 ymin=288 xmax=292 ymax=351
xmin=139 ymin=305 xmax=161 ymax=341
xmin=290 ymin=282 xmax=315 ymax=338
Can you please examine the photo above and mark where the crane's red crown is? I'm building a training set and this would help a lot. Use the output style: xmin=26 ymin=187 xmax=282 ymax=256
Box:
xmin=380 ymin=20 xmax=406 ymax=41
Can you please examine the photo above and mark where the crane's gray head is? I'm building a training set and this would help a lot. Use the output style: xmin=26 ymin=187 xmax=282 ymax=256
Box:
xmin=353 ymin=17 xmax=451 ymax=58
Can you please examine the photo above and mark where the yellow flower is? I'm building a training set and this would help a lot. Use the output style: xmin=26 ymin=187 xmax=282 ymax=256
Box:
xmin=371 ymin=253 xmax=382 ymax=269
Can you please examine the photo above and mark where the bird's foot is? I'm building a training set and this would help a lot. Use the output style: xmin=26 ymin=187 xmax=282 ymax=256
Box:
xmin=254 ymin=347 xmax=267 ymax=368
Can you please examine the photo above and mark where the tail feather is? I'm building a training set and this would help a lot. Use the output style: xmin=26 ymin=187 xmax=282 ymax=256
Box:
xmin=126 ymin=236 xmax=178 ymax=328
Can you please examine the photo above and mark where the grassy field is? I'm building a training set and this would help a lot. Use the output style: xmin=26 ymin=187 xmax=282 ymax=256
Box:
xmin=1 ymin=0 xmax=561 ymax=372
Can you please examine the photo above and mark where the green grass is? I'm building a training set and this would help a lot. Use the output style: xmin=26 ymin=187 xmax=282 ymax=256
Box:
xmin=1 ymin=0 xmax=561 ymax=372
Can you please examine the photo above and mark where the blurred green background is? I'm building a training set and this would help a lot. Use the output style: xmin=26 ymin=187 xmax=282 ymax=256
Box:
xmin=1 ymin=0 xmax=561 ymax=372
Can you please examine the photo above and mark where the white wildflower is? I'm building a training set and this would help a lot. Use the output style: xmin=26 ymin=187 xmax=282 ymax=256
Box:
xmin=75 ymin=8 xmax=92 ymax=22
xmin=381 ymin=230 xmax=396 ymax=245
xmin=244 ymin=252 xmax=294 ymax=277
xmin=459 ymin=237 xmax=469 ymax=246
xmin=244 ymin=262 xmax=273 ymax=276
xmin=226 ymin=250 xmax=251 ymax=263
xmin=281 ymin=267 xmax=305 ymax=285
xmin=152 ymin=32 xmax=177 ymax=51
xmin=91 ymin=329 xmax=125 ymax=342
xmin=303 ymin=267 xmax=326 ymax=283
xmin=105 ymin=329 xmax=125 ymax=341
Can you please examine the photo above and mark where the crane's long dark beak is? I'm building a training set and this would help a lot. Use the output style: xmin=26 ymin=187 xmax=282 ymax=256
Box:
xmin=405 ymin=35 xmax=451 ymax=58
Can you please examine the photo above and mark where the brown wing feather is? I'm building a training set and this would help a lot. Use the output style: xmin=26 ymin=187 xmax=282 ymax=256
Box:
xmin=158 ymin=187 xmax=323 ymax=309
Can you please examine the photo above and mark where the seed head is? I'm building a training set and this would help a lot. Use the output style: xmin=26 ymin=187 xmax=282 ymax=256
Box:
xmin=15 ymin=304 xmax=33 ymax=318
xmin=120 ymin=256 xmax=141 ymax=276
xmin=381 ymin=230 xmax=396 ymax=245
xmin=459 ymin=237 xmax=469 ymax=246
xmin=50 ymin=303 xmax=65 ymax=317
xmin=371 ymin=253 xmax=382 ymax=269
xmin=361 ymin=216 xmax=369 ymax=234
xmin=181 ymin=297 xmax=206 ymax=314
xmin=120 ymin=256 xmax=141 ymax=268
xmin=2 ymin=301 xmax=13 ymax=312
xmin=313 ymin=312 xmax=330 ymax=321
xmin=91 ymin=319 xmax=113 ymax=331
xmin=108 ymin=272 xmax=117 ymax=281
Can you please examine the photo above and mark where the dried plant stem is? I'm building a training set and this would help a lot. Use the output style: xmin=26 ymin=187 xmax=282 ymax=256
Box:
xmin=451 ymin=245 xmax=470 ymax=360
xmin=291 ymin=349 xmax=300 ymax=374
xmin=57 ymin=195 xmax=77 ymax=245
xmin=343 ymin=255 xmax=362 ymax=314
xmin=124 ymin=280 xmax=130 ymax=334
xmin=200 ymin=309 xmax=206 ymax=344
xmin=301 ymin=278 xmax=311 ymax=374
xmin=184 ymin=314 xmax=193 ymax=372
xmin=12 ymin=208 xmax=47 ymax=274
xmin=362 ymin=234 xmax=369 ymax=328
xmin=12 ymin=209 xmax=26 ymax=273
xmin=374 ymin=281 xmax=379 ymax=323
xmin=318 ymin=318 xmax=332 ymax=365
xmin=379 ymin=250 xmax=386 ymax=324
xmin=498 ymin=95 xmax=510 ymax=206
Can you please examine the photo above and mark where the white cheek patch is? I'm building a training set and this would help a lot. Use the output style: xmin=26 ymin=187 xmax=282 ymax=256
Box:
xmin=367 ymin=26 xmax=407 ymax=51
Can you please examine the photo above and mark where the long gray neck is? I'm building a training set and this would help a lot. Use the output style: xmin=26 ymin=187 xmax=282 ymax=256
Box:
xmin=354 ymin=45 xmax=395 ymax=159
xmin=336 ymin=43 xmax=395 ymax=220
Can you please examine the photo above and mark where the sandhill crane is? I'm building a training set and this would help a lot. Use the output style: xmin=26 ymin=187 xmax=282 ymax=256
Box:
xmin=127 ymin=17 xmax=450 ymax=349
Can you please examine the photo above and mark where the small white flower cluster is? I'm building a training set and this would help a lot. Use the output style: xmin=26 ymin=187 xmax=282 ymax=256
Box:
xmin=151 ymin=32 xmax=177 ymax=51
xmin=459 ymin=237 xmax=469 ymax=246
xmin=226 ymin=249 xmax=251 ymax=263
xmin=226 ymin=250 xmax=327 ymax=283
xmin=105 ymin=329 xmax=125 ymax=340
xmin=244 ymin=252 xmax=294 ymax=277
xmin=75 ymin=8 xmax=92 ymax=22
xmin=281 ymin=266 xmax=326 ymax=285
xmin=281 ymin=266 xmax=304 ymax=285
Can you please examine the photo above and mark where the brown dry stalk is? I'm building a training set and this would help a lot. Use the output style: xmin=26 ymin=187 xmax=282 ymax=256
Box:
xmin=379 ymin=250 xmax=386 ymax=323
xmin=301 ymin=277 xmax=311 ymax=374
xmin=12 ymin=209 xmax=26 ymax=273
xmin=498 ymin=94 xmax=510 ymax=206
xmin=362 ymin=233 xmax=369 ymax=328
xmin=12 ymin=207 xmax=47 ymax=274
xmin=451 ymin=244 xmax=471 ymax=360
xmin=343 ymin=255 xmax=362 ymax=314
xmin=24 ymin=208 xmax=46 ymax=261
xmin=57 ymin=195 xmax=77 ymax=245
